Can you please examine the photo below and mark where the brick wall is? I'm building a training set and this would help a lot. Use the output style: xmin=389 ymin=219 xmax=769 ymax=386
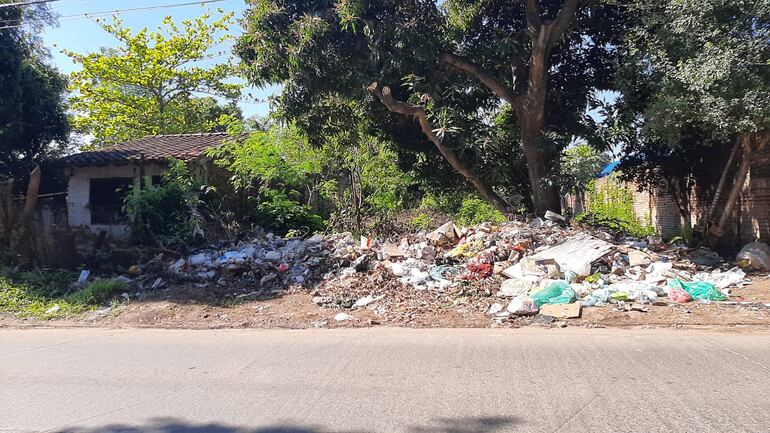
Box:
xmin=565 ymin=145 xmax=770 ymax=245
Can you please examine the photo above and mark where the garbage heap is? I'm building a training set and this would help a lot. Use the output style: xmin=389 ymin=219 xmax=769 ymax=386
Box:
xmin=165 ymin=215 xmax=755 ymax=322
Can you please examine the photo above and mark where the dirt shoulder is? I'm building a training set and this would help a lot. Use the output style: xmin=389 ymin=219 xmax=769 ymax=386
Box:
xmin=3 ymin=275 xmax=769 ymax=331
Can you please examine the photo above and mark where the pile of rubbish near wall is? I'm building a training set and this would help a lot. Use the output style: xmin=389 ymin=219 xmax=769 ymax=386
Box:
xmin=140 ymin=212 xmax=767 ymax=322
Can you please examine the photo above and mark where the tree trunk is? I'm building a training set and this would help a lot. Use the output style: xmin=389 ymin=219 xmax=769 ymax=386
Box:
xmin=518 ymin=39 xmax=561 ymax=214
xmin=521 ymin=117 xmax=561 ymax=214
xmin=706 ymin=140 xmax=741 ymax=223
xmin=710 ymin=135 xmax=754 ymax=238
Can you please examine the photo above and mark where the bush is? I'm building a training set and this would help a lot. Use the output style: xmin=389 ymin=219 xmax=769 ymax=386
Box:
xmin=250 ymin=190 xmax=325 ymax=235
xmin=578 ymin=176 xmax=655 ymax=237
xmin=419 ymin=192 xmax=464 ymax=215
xmin=124 ymin=160 xmax=205 ymax=248
xmin=409 ymin=212 xmax=431 ymax=231
xmin=456 ymin=197 xmax=507 ymax=226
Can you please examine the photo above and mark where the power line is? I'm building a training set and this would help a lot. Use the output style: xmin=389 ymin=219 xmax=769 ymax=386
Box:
xmin=0 ymin=0 xmax=64 ymax=9
xmin=0 ymin=0 xmax=225 ymax=29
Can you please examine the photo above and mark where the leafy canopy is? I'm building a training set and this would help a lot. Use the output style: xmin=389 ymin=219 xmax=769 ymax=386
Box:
xmin=65 ymin=11 xmax=242 ymax=146
xmin=0 ymin=3 xmax=69 ymax=180
xmin=236 ymin=0 xmax=628 ymax=205
xmin=617 ymin=0 xmax=770 ymax=147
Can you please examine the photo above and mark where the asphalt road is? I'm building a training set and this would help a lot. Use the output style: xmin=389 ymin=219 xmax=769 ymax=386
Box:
xmin=2 ymin=328 xmax=770 ymax=433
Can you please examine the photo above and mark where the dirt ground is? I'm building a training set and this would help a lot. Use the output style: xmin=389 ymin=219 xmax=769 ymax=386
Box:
xmin=2 ymin=272 xmax=769 ymax=331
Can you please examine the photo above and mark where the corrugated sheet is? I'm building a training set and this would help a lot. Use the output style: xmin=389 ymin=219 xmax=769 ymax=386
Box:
xmin=55 ymin=133 xmax=233 ymax=167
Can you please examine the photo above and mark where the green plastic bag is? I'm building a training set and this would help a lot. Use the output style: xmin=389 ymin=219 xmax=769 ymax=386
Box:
xmin=531 ymin=281 xmax=577 ymax=307
xmin=667 ymin=279 xmax=726 ymax=301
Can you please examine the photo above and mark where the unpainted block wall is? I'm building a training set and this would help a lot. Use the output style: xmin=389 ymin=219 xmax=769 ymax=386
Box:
xmin=66 ymin=163 xmax=167 ymax=238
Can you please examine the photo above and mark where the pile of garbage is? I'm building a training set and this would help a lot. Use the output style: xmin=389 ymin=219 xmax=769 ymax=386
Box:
xmin=158 ymin=213 xmax=761 ymax=322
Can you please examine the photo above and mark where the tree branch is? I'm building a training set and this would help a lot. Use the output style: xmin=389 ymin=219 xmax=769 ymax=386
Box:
xmin=439 ymin=53 xmax=519 ymax=106
xmin=367 ymin=82 xmax=511 ymax=213
xmin=525 ymin=0 xmax=542 ymax=37
xmin=546 ymin=0 xmax=580 ymax=47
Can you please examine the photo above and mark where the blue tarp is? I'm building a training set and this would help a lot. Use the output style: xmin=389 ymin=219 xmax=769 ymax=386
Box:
xmin=598 ymin=160 xmax=620 ymax=178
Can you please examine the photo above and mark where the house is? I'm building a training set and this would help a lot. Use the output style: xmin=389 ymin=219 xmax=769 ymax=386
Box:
xmin=56 ymin=132 xmax=230 ymax=238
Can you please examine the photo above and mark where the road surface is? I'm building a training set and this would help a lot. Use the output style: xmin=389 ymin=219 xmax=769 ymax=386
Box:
xmin=2 ymin=327 xmax=770 ymax=433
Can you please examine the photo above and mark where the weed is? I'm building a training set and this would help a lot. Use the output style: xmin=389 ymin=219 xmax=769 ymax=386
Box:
xmin=66 ymin=279 xmax=125 ymax=305
xmin=456 ymin=197 xmax=507 ymax=226
xmin=409 ymin=213 xmax=431 ymax=231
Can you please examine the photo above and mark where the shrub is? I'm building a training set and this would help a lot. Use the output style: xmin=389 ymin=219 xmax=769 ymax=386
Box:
xmin=419 ymin=192 xmax=464 ymax=215
xmin=124 ymin=160 xmax=205 ymax=248
xmin=456 ymin=197 xmax=507 ymax=226
xmin=409 ymin=213 xmax=431 ymax=231
xmin=578 ymin=176 xmax=655 ymax=237
xmin=250 ymin=190 xmax=325 ymax=235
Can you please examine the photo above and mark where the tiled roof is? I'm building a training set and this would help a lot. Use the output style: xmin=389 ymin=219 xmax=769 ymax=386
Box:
xmin=56 ymin=133 xmax=233 ymax=167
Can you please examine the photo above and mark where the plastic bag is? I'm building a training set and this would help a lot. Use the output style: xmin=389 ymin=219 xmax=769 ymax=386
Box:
xmin=736 ymin=242 xmax=770 ymax=270
xmin=668 ymin=286 xmax=692 ymax=303
xmin=530 ymin=281 xmax=576 ymax=307
xmin=667 ymin=279 xmax=726 ymax=301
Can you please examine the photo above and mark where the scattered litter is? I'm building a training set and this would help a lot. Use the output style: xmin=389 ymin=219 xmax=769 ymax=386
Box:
xmin=76 ymin=270 xmax=90 ymax=285
xmin=334 ymin=312 xmax=350 ymax=321
xmin=123 ymin=214 xmax=754 ymax=326
xmin=45 ymin=304 xmax=60 ymax=315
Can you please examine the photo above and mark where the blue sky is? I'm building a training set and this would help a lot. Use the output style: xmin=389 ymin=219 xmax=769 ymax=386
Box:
xmin=41 ymin=0 xmax=277 ymax=119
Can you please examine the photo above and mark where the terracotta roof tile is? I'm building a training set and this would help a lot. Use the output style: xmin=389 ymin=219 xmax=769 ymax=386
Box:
xmin=56 ymin=133 xmax=232 ymax=167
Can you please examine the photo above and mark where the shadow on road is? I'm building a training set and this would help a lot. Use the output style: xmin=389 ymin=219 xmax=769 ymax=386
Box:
xmin=53 ymin=416 xmax=521 ymax=433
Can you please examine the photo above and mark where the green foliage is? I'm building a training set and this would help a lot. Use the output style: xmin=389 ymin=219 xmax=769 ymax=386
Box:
xmin=65 ymin=12 xmax=242 ymax=146
xmin=123 ymin=160 xmax=204 ymax=247
xmin=456 ymin=197 xmax=507 ymax=226
xmin=66 ymin=279 xmax=125 ymax=306
xmin=0 ymin=4 xmax=69 ymax=180
xmin=0 ymin=269 xmax=124 ymax=319
xmin=577 ymin=176 xmax=655 ymax=237
xmin=251 ymin=189 xmax=325 ymax=235
xmin=208 ymin=125 xmax=323 ymax=191
xmin=620 ymin=0 xmax=770 ymax=145
xmin=560 ymin=144 xmax=611 ymax=195
xmin=408 ymin=213 xmax=431 ymax=231
xmin=419 ymin=193 xmax=464 ymax=215
xmin=236 ymin=0 xmax=630 ymax=213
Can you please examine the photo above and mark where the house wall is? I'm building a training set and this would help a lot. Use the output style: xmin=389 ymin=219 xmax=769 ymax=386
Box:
xmin=66 ymin=163 xmax=167 ymax=238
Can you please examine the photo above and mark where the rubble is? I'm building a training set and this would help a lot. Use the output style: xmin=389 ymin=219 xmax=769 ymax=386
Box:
xmin=130 ymin=213 xmax=759 ymax=326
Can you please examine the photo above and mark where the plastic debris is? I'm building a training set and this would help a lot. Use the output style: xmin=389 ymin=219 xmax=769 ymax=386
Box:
xmin=667 ymin=279 xmax=726 ymax=301
xmin=530 ymin=281 xmax=576 ymax=307
xmin=736 ymin=242 xmax=770 ymax=270
xmin=506 ymin=296 xmax=539 ymax=316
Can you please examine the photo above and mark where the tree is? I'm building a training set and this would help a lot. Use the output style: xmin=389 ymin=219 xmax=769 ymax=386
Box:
xmin=615 ymin=0 xmax=770 ymax=237
xmin=236 ymin=0 xmax=628 ymax=214
xmin=560 ymin=144 xmax=610 ymax=196
xmin=65 ymin=12 xmax=242 ymax=146
xmin=0 ymin=2 xmax=69 ymax=180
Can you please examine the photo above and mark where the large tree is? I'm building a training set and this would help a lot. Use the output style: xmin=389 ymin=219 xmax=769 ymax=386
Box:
xmin=65 ymin=12 xmax=242 ymax=146
xmin=614 ymin=0 xmax=770 ymax=238
xmin=236 ymin=0 xmax=627 ymax=213
xmin=0 ymin=2 xmax=69 ymax=180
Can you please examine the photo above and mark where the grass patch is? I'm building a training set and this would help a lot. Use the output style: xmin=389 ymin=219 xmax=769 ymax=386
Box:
xmin=0 ymin=269 xmax=126 ymax=319
xmin=66 ymin=279 xmax=125 ymax=305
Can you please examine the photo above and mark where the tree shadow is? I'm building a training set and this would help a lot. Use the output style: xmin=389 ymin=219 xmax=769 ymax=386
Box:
xmin=52 ymin=416 xmax=521 ymax=433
